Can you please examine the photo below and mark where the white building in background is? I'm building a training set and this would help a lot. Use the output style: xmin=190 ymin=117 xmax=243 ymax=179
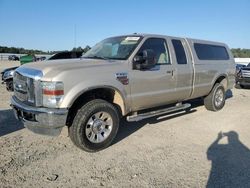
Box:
xmin=234 ymin=58 xmax=250 ymax=65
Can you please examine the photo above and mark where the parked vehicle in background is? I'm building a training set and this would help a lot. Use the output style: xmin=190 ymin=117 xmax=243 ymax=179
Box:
xmin=48 ymin=51 xmax=83 ymax=60
xmin=0 ymin=55 xmax=36 ymax=91
xmin=8 ymin=55 xmax=19 ymax=61
xmin=1 ymin=51 xmax=84 ymax=91
xmin=1 ymin=66 xmax=18 ymax=91
xmin=36 ymin=56 xmax=47 ymax=61
xmin=235 ymin=63 xmax=250 ymax=88
xmin=236 ymin=64 xmax=246 ymax=73
xmin=10 ymin=34 xmax=235 ymax=152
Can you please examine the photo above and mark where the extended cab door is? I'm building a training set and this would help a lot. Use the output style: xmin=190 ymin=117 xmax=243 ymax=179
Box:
xmin=130 ymin=37 xmax=178 ymax=111
xmin=168 ymin=38 xmax=193 ymax=100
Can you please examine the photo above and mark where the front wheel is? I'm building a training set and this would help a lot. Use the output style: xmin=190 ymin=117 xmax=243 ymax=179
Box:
xmin=69 ymin=99 xmax=120 ymax=152
xmin=204 ymin=83 xmax=226 ymax=111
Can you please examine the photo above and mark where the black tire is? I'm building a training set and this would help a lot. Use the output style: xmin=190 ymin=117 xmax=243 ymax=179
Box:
xmin=204 ymin=83 xmax=225 ymax=111
xmin=69 ymin=99 xmax=120 ymax=152
xmin=235 ymin=84 xmax=242 ymax=89
xmin=6 ymin=80 xmax=14 ymax=91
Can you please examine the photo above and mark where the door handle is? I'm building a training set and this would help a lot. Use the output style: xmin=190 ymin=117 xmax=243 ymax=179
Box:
xmin=166 ymin=70 xmax=174 ymax=77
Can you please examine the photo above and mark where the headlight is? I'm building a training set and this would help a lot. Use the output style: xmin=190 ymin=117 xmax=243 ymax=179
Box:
xmin=41 ymin=81 xmax=64 ymax=108
xmin=3 ymin=70 xmax=15 ymax=80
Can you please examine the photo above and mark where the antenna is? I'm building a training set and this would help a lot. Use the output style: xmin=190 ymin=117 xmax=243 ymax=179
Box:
xmin=74 ymin=24 xmax=76 ymax=48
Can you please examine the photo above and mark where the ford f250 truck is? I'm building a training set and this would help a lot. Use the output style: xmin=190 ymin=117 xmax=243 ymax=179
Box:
xmin=11 ymin=34 xmax=235 ymax=152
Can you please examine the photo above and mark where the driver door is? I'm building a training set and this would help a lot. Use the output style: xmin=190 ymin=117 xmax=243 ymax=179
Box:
xmin=130 ymin=37 xmax=178 ymax=111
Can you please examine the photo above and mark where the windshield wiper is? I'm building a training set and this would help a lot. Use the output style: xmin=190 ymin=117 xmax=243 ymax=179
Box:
xmin=83 ymin=55 xmax=109 ymax=60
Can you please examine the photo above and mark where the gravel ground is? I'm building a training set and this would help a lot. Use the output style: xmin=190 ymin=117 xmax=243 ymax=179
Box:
xmin=0 ymin=60 xmax=250 ymax=187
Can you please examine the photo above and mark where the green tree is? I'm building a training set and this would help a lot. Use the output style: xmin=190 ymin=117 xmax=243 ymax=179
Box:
xmin=231 ymin=48 xmax=250 ymax=58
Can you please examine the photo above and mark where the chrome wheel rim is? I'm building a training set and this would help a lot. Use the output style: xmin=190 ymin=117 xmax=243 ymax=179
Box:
xmin=215 ymin=88 xmax=224 ymax=107
xmin=85 ymin=111 xmax=113 ymax=143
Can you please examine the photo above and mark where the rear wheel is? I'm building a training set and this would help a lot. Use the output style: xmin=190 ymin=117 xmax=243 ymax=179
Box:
xmin=204 ymin=83 xmax=225 ymax=111
xmin=69 ymin=99 xmax=120 ymax=152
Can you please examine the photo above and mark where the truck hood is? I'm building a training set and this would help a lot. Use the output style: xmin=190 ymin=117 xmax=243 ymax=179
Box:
xmin=21 ymin=58 xmax=124 ymax=77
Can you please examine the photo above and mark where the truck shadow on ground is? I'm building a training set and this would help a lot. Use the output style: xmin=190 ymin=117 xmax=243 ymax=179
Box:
xmin=206 ymin=131 xmax=250 ymax=188
xmin=0 ymin=109 xmax=24 ymax=137
xmin=114 ymin=89 xmax=233 ymax=145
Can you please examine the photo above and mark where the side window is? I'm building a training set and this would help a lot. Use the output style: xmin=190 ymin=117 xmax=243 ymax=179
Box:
xmin=137 ymin=38 xmax=170 ymax=65
xmin=172 ymin=39 xmax=187 ymax=64
xmin=194 ymin=43 xmax=229 ymax=60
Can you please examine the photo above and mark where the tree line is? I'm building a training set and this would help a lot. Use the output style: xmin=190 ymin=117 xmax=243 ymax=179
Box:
xmin=0 ymin=45 xmax=250 ymax=58
xmin=231 ymin=48 xmax=250 ymax=58
xmin=0 ymin=45 xmax=91 ymax=55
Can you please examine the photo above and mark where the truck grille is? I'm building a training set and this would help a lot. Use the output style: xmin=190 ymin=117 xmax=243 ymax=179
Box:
xmin=242 ymin=70 xmax=250 ymax=78
xmin=14 ymin=72 xmax=35 ymax=104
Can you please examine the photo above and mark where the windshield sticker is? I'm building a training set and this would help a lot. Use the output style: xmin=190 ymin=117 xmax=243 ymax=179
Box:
xmin=125 ymin=37 xmax=140 ymax=41
xmin=121 ymin=40 xmax=137 ymax=45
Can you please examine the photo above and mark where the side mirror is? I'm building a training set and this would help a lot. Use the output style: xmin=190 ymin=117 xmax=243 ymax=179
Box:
xmin=133 ymin=49 xmax=156 ymax=70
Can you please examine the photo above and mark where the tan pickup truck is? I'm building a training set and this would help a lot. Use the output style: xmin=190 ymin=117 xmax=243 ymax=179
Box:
xmin=11 ymin=34 xmax=235 ymax=152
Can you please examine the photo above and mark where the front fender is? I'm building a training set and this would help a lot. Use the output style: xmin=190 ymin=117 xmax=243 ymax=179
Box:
xmin=60 ymin=80 xmax=130 ymax=113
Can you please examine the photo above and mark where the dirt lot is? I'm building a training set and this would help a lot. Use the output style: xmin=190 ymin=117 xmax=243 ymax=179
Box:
xmin=0 ymin=60 xmax=250 ymax=187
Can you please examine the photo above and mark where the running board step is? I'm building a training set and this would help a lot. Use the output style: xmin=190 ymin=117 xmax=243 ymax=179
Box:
xmin=126 ymin=103 xmax=191 ymax=122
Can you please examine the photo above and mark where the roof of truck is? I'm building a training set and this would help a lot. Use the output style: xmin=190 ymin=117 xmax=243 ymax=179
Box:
xmin=115 ymin=33 xmax=227 ymax=46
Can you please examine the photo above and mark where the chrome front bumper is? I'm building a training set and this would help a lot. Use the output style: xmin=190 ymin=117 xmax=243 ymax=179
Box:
xmin=11 ymin=96 xmax=68 ymax=136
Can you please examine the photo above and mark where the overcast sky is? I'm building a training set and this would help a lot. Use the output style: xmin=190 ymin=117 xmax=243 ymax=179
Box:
xmin=0 ymin=0 xmax=249 ymax=51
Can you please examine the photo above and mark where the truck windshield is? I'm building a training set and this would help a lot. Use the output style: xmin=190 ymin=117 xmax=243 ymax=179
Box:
xmin=82 ymin=36 xmax=142 ymax=60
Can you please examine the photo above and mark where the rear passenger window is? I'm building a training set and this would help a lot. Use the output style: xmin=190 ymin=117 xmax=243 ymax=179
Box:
xmin=194 ymin=43 xmax=229 ymax=60
xmin=172 ymin=39 xmax=187 ymax=64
